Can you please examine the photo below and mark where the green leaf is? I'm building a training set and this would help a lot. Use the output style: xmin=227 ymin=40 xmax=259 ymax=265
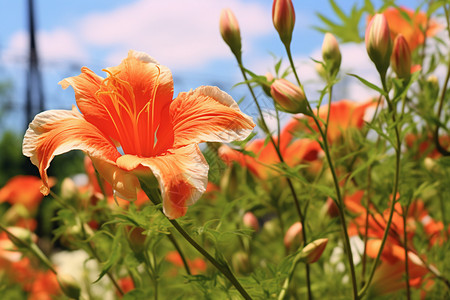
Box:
xmin=348 ymin=73 xmax=386 ymax=96
xmin=93 ymin=230 xmax=123 ymax=283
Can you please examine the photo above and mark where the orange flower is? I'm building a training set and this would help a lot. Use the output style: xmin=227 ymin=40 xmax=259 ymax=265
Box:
xmin=23 ymin=50 xmax=254 ymax=219
xmin=283 ymin=99 xmax=377 ymax=144
xmin=28 ymin=270 xmax=61 ymax=300
xmin=219 ymin=135 xmax=322 ymax=180
xmin=118 ymin=277 xmax=135 ymax=295
xmin=0 ymin=175 xmax=54 ymax=211
xmin=379 ymin=7 xmax=442 ymax=51
xmin=165 ymin=251 xmax=207 ymax=275
xmin=367 ymin=239 xmax=431 ymax=296
xmin=405 ymin=133 xmax=449 ymax=159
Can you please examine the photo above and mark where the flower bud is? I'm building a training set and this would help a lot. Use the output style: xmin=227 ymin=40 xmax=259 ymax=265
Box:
xmin=272 ymin=0 xmax=295 ymax=45
xmin=284 ymin=222 xmax=303 ymax=250
xmin=220 ymin=9 xmax=242 ymax=59
xmin=323 ymin=197 xmax=339 ymax=218
xmin=315 ymin=63 xmax=327 ymax=80
xmin=322 ymin=33 xmax=341 ymax=78
xmin=57 ymin=273 xmax=81 ymax=299
xmin=299 ymin=238 xmax=328 ymax=264
xmin=232 ymin=251 xmax=251 ymax=274
xmin=127 ymin=226 xmax=147 ymax=254
xmin=243 ymin=212 xmax=259 ymax=232
xmin=262 ymin=72 xmax=275 ymax=97
xmin=365 ymin=14 xmax=392 ymax=76
xmin=270 ymin=79 xmax=308 ymax=114
xmin=391 ymin=34 xmax=411 ymax=79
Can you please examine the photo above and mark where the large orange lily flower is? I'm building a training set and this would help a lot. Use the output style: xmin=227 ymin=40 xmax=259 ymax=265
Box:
xmin=23 ymin=50 xmax=255 ymax=219
xmin=377 ymin=7 xmax=442 ymax=51
xmin=282 ymin=99 xmax=378 ymax=144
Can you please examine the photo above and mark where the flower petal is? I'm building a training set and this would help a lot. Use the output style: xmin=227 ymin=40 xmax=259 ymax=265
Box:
xmin=60 ymin=50 xmax=174 ymax=157
xmin=116 ymin=144 xmax=208 ymax=219
xmin=89 ymin=156 xmax=140 ymax=200
xmin=22 ymin=109 xmax=120 ymax=194
xmin=168 ymin=86 xmax=255 ymax=149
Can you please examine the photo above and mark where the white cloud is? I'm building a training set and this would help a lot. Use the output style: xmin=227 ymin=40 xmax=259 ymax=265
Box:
xmin=1 ymin=29 xmax=88 ymax=66
xmin=79 ymin=0 xmax=271 ymax=69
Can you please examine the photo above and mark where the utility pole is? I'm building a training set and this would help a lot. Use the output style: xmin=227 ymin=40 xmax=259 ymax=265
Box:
xmin=25 ymin=0 xmax=45 ymax=129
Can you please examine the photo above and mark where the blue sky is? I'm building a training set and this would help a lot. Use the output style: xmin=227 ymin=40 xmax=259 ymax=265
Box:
xmin=0 ymin=0 xmax=430 ymax=134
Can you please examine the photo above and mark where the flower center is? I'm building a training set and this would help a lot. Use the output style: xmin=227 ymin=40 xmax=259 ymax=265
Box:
xmin=95 ymin=67 xmax=162 ymax=157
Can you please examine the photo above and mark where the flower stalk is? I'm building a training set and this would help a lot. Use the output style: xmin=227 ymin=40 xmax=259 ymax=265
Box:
xmin=284 ymin=42 xmax=359 ymax=300
xmin=139 ymin=179 xmax=252 ymax=300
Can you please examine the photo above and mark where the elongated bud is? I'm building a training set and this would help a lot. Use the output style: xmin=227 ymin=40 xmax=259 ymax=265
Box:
xmin=391 ymin=34 xmax=411 ymax=79
xmin=322 ymin=33 xmax=341 ymax=78
xmin=284 ymin=222 xmax=303 ymax=250
xmin=220 ymin=9 xmax=242 ymax=60
xmin=243 ymin=212 xmax=259 ymax=231
xmin=127 ymin=226 xmax=147 ymax=253
xmin=365 ymin=14 xmax=392 ymax=76
xmin=272 ymin=0 xmax=295 ymax=46
xmin=270 ymin=79 xmax=308 ymax=114
xmin=232 ymin=251 xmax=251 ymax=274
xmin=57 ymin=273 xmax=81 ymax=299
xmin=299 ymin=238 xmax=328 ymax=264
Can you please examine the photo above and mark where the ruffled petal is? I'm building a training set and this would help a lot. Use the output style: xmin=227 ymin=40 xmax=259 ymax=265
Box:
xmin=89 ymin=156 xmax=140 ymax=200
xmin=116 ymin=144 xmax=208 ymax=219
xmin=22 ymin=109 xmax=120 ymax=195
xmin=60 ymin=50 xmax=174 ymax=157
xmin=169 ymin=86 xmax=255 ymax=149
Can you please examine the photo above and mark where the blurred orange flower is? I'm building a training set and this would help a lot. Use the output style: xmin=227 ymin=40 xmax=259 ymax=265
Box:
xmin=405 ymin=133 xmax=449 ymax=159
xmin=23 ymin=50 xmax=254 ymax=219
xmin=282 ymin=99 xmax=378 ymax=144
xmin=118 ymin=277 xmax=135 ymax=295
xmin=0 ymin=175 xmax=54 ymax=211
xmin=378 ymin=7 xmax=442 ymax=50
xmin=367 ymin=239 xmax=431 ymax=296
xmin=165 ymin=251 xmax=207 ymax=275
xmin=219 ymin=135 xmax=322 ymax=180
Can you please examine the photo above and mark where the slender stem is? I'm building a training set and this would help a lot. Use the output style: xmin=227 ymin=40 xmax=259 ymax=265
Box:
xmin=168 ymin=219 xmax=251 ymax=299
xmin=143 ymin=250 xmax=158 ymax=300
xmin=361 ymin=169 xmax=372 ymax=286
xmin=358 ymin=75 xmax=403 ymax=299
xmin=402 ymin=205 xmax=411 ymax=300
xmin=235 ymin=54 xmax=311 ymax=298
xmin=139 ymin=180 xmax=252 ymax=300
xmin=434 ymin=4 xmax=450 ymax=156
xmin=284 ymin=44 xmax=358 ymax=299
xmin=0 ymin=224 xmax=58 ymax=274
xmin=167 ymin=232 xmax=192 ymax=275
xmin=50 ymin=191 xmax=124 ymax=296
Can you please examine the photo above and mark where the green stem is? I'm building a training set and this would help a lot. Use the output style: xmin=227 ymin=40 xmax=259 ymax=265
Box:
xmin=139 ymin=180 xmax=252 ymax=300
xmin=235 ymin=53 xmax=311 ymax=299
xmin=285 ymin=45 xmax=358 ymax=299
xmin=358 ymin=74 xmax=403 ymax=299
xmin=143 ymin=250 xmax=158 ymax=300
xmin=434 ymin=4 xmax=450 ymax=156
xmin=167 ymin=232 xmax=192 ymax=275
xmin=402 ymin=204 xmax=411 ymax=300
xmin=0 ymin=224 xmax=57 ymax=274
xmin=49 ymin=191 xmax=124 ymax=296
